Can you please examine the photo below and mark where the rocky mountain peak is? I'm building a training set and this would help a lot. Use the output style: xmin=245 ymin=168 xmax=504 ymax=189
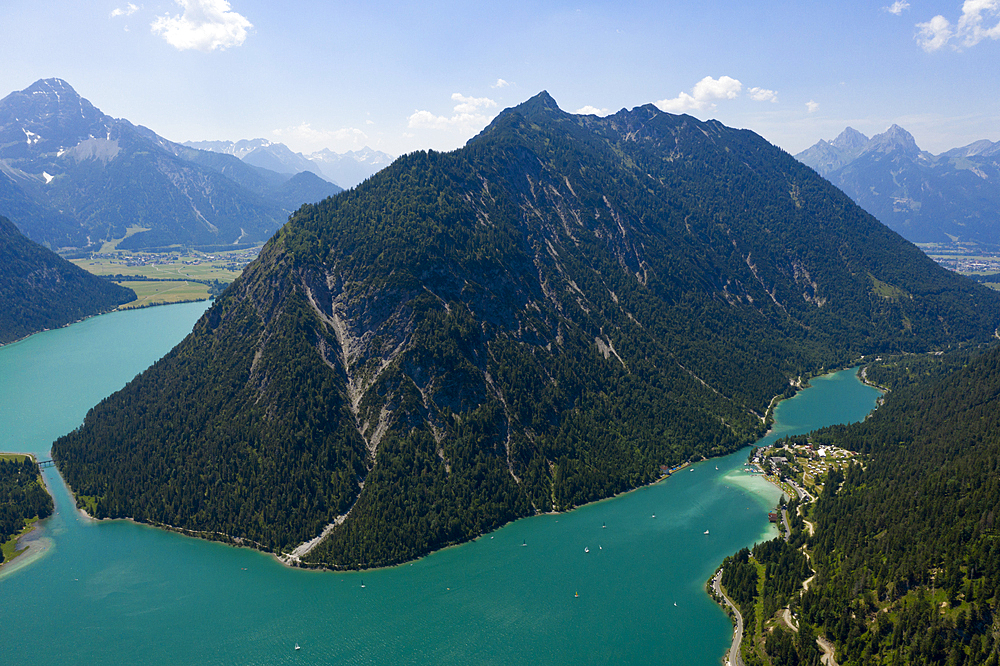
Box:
xmin=862 ymin=124 xmax=920 ymax=157
xmin=831 ymin=126 xmax=869 ymax=153
xmin=0 ymin=78 xmax=114 ymax=158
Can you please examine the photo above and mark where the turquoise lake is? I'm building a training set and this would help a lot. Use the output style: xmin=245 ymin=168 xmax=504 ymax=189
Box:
xmin=0 ymin=302 xmax=882 ymax=664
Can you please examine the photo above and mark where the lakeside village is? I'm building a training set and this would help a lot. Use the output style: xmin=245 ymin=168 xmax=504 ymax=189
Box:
xmin=749 ymin=437 xmax=861 ymax=511
xmin=708 ymin=437 xmax=863 ymax=666
xmin=82 ymin=246 xmax=261 ymax=272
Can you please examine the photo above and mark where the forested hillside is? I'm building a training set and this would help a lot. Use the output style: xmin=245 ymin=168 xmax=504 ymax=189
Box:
xmin=0 ymin=215 xmax=135 ymax=344
xmin=0 ymin=457 xmax=53 ymax=563
xmin=794 ymin=348 xmax=1000 ymax=665
xmin=724 ymin=348 xmax=1000 ymax=665
xmin=53 ymin=92 xmax=1000 ymax=569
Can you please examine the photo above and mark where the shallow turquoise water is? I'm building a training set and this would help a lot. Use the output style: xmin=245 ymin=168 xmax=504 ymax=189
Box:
xmin=0 ymin=305 xmax=881 ymax=664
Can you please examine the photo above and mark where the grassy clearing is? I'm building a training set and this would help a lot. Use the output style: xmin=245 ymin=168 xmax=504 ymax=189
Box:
xmin=0 ymin=453 xmax=30 ymax=463
xmin=870 ymin=274 xmax=911 ymax=302
xmin=98 ymin=226 xmax=151 ymax=254
xmin=117 ymin=281 xmax=210 ymax=308
xmin=77 ymin=495 xmax=99 ymax=515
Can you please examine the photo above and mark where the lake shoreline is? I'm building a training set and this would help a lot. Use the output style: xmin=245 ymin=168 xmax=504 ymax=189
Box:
xmin=708 ymin=363 xmax=884 ymax=666
xmin=0 ymin=452 xmax=55 ymax=573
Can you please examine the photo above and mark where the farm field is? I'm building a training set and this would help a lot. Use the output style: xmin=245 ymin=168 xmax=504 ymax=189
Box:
xmin=68 ymin=245 xmax=261 ymax=308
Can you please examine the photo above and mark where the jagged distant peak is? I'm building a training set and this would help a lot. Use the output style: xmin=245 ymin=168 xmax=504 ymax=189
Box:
xmin=307 ymin=146 xmax=394 ymax=164
xmin=861 ymin=123 xmax=920 ymax=157
xmin=831 ymin=127 xmax=869 ymax=151
xmin=26 ymin=77 xmax=78 ymax=96
xmin=884 ymin=124 xmax=913 ymax=138
xmin=234 ymin=138 xmax=275 ymax=151
xmin=183 ymin=138 xmax=277 ymax=159
xmin=0 ymin=78 xmax=116 ymax=158
xmin=946 ymin=138 xmax=1000 ymax=158
xmin=6 ymin=78 xmax=87 ymax=109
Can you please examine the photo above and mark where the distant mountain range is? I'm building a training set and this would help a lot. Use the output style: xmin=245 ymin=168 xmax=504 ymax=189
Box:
xmin=0 ymin=79 xmax=343 ymax=251
xmin=54 ymin=92 xmax=1000 ymax=569
xmin=182 ymin=139 xmax=394 ymax=190
xmin=796 ymin=126 xmax=1000 ymax=247
xmin=0 ymin=215 xmax=134 ymax=344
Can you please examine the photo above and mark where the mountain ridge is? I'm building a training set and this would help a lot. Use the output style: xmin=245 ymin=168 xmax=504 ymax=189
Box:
xmin=53 ymin=92 xmax=1000 ymax=568
xmin=0 ymin=79 xmax=342 ymax=250
xmin=183 ymin=139 xmax=394 ymax=190
xmin=796 ymin=126 xmax=1000 ymax=247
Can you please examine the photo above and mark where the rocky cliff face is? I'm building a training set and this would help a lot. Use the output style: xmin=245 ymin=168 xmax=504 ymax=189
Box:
xmin=54 ymin=93 xmax=1000 ymax=568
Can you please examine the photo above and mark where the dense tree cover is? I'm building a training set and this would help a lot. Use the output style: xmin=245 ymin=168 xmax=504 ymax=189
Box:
xmin=720 ymin=537 xmax=817 ymax=666
xmin=0 ymin=458 xmax=53 ymax=557
xmin=861 ymin=346 xmax=988 ymax=392
xmin=53 ymin=93 xmax=1000 ymax=568
xmin=789 ymin=347 xmax=1000 ymax=664
xmin=0 ymin=215 xmax=135 ymax=344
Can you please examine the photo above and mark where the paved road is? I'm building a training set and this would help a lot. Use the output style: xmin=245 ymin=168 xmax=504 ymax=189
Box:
xmin=712 ymin=570 xmax=744 ymax=666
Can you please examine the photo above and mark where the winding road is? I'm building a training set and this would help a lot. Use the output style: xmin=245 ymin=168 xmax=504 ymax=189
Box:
xmin=712 ymin=570 xmax=744 ymax=666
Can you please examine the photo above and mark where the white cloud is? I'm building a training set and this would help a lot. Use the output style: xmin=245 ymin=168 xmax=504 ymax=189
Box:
xmin=408 ymin=93 xmax=498 ymax=132
xmin=806 ymin=100 xmax=820 ymax=113
xmin=451 ymin=93 xmax=497 ymax=115
xmin=111 ymin=3 xmax=140 ymax=18
xmin=574 ymin=105 xmax=612 ymax=116
xmin=492 ymin=78 xmax=510 ymax=88
xmin=916 ymin=0 xmax=1000 ymax=51
xmin=655 ymin=75 xmax=742 ymax=113
xmin=917 ymin=14 xmax=956 ymax=50
xmin=884 ymin=1 xmax=910 ymax=15
xmin=151 ymin=0 xmax=252 ymax=52
xmin=956 ymin=0 xmax=1000 ymax=46
xmin=748 ymin=87 xmax=778 ymax=103
xmin=272 ymin=123 xmax=368 ymax=152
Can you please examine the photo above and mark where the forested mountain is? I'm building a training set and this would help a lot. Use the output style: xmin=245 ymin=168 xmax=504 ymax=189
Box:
xmin=0 ymin=79 xmax=340 ymax=250
xmin=0 ymin=215 xmax=135 ymax=345
xmin=53 ymin=92 xmax=1000 ymax=569
xmin=796 ymin=126 xmax=1000 ymax=247
xmin=770 ymin=347 xmax=1000 ymax=665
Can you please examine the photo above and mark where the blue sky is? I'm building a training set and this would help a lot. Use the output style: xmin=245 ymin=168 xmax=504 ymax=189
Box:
xmin=1 ymin=1 xmax=998 ymax=157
